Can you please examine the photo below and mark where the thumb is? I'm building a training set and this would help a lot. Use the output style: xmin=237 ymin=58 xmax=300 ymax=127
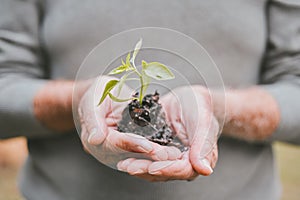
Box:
xmin=78 ymin=102 xmax=109 ymax=146
xmin=189 ymin=116 xmax=219 ymax=176
xmin=86 ymin=122 xmax=108 ymax=145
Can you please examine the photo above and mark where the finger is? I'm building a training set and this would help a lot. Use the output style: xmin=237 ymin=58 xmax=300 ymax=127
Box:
xmin=86 ymin=77 xmax=127 ymax=145
xmin=190 ymin=131 xmax=218 ymax=176
xmin=164 ymin=146 xmax=183 ymax=160
xmin=105 ymin=103 xmax=129 ymax=127
xmin=190 ymin=141 xmax=214 ymax=176
xmin=209 ymin=144 xmax=218 ymax=169
xmin=117 ymin=159 xmax=166 ymax=181
xmin=119 ymin=159 xmax=152 ymax=175
xmin=105 ymin=117 xmax=119 ymax=127
xmin=161 ymin=92 xmax=190 ymax=146
xmin=108 ymin=130 xmax=153 ymax=153
xmin=86 ymin=122 xmax=108 ymax=146
xmin=110 ymin=130 xmax=182 ymax=160
xmin=160 ymin=93 xmax=182 ymax=130
xmin=79 ymin=123 xmax=92 ymax=154
xmin=118 ymin=158 xmax=195 ymax=182
xmin=159 ymin=93 xmax=173 ymax=123
xmin=127 ymin=159 xmax=152 ymax=175
xmin=78 ymin=112 xmax=89 ymax=142
xmin=117 ymin=158 xmax=136 ymax=171
xmin=170 ymin=118 xmax=189 ymax=146
xmin=79 ymin=92 xmax=108 ymax=146
xmin=190 ymin=142 xmax=214 ymax=176
xmin=117 ymin=158 xmax=154 ymax=180
xmin=148 ymin=153 xmax=197 ymax=180
xmin=149 ymin=143 xmax=182 ymax=161
xmin=198 ymin=143 xmax=218 ymax=174
xmin=148 ymin=160 xmax=197 ymax=180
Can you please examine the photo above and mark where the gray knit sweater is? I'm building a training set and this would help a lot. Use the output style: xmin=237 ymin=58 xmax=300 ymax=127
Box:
xmin=1 ymin=0 xmax=300 ymax=199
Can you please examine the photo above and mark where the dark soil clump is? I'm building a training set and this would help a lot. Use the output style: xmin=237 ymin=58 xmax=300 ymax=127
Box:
xmin=118 ymin=92 xmax=185 ymax=150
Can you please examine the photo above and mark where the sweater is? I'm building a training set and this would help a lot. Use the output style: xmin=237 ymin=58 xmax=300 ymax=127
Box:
xmin=1 ymin=0 xmax=300 ymax=199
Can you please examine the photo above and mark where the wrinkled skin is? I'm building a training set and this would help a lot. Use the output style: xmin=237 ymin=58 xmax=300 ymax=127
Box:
xmin=117 ymin=86 xmax=220 ymax=181
xmin=78 ymin=77 xmax=182 ymax=169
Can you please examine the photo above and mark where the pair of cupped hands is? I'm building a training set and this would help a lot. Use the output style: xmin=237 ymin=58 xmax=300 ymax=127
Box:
xmin=78 ymin=76 xmax=219 ymax=182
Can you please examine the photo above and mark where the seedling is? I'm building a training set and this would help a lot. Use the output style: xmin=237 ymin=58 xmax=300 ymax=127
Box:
xmin=98 ymin=39 xmax=185 ymax=149
xmin=98 ymin=39 xmax=175 ymax=106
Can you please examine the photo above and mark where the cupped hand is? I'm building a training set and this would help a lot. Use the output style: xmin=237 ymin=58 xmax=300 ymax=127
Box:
xmin=117 ymin=85 xmax=219 ymax=181
xmin=78 ymin=76 xmax=182 ymax=168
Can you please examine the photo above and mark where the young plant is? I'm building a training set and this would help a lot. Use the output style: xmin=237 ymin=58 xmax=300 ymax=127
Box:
xmin=98 ymin=39 xmax=175 ymax=106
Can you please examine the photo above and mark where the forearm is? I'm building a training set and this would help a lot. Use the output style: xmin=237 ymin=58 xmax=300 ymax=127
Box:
xmin=33 ymin=80 xmax=75 ymax=132
xmin=213 ymin=87 xmax=280 ymax=141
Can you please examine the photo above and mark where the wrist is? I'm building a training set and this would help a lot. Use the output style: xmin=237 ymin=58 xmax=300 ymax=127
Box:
xmin=34 ymin=80 xmax=75 ymax=132
xmin=216 ymin=87 xmax=280 ymax=141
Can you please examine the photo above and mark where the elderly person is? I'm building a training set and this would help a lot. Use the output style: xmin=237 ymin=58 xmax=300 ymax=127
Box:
xmin=0 ymin=0 xmax=299 ymax=199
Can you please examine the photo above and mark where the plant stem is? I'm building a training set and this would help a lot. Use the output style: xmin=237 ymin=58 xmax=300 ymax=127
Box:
xmin=131 ymin=60 xmax=144 ymax=105
xmin=139 ymin=76 xmax=144 ymax=105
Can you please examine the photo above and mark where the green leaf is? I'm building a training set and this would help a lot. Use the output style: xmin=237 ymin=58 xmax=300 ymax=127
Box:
xmin=130 ymin=38 xmax=143 ymax=64
xmin=98 ymin=80 xmax=119 ymax=106
xmin=109 ymin=54 xmax=135 ymax=75
xmin=126 ymin=52 xmax=131 ymax=66
xmin=121 ymin=59 xmax=126 ymax=66
xmin=109 ymin=65 xmax=128 ymax=75
xmin=143 ymin=62 xmax=175 ymax=80
xmin=142 ymin=60 xmax=147 ymax=70
xmin=108 ymin=93 xmax=136 ymax=102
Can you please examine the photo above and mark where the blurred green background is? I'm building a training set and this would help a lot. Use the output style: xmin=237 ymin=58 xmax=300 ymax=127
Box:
xmin=0 ymin=139 xmax=299 ymax=200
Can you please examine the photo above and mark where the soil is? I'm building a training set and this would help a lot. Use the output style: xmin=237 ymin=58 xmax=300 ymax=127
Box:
xmin=118 ymin=92 xmax=186 ymax=151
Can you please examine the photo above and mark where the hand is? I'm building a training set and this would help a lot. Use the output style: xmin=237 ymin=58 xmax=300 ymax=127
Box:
xmin=117 ymin=86 xmax=219 ymax=181
xmin=78 ymin=76 xmax=182 ymax=168
xmin=162 ymin=86 xmax=219 ymax=175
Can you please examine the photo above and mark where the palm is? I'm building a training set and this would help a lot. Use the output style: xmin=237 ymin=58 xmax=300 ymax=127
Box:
xmin=118 ymin=86 xmax=219 ymax=181
xmin=161 ymin=86 xmax=219 ymax=173
xmin=78 ymin=77 xmax=182 ymax=169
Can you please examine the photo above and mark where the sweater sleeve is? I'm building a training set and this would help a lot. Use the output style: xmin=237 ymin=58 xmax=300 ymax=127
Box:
xmin=0 ymin=0 xmax=53 ymax=139
xmin=260 ymin=0 xmax=300 ymax=144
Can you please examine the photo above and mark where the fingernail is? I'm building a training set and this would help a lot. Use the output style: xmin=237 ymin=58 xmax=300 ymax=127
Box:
xmin=148 ymin=170 xmax=162 ymax=175
xmin=87 ymin=128 xmax=97 ymax=144
xmin=131 ymin=169 xmax=144 ymax=175
xmin=137 ymin=141 xmax=153 ymax=153
xmin=149 ymin=161 xmax=173 ymax=174
xmin=199 ymin=158 xmax=213 ymax=174
xmin=117 ymin=161 xmax=125 ymax=171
